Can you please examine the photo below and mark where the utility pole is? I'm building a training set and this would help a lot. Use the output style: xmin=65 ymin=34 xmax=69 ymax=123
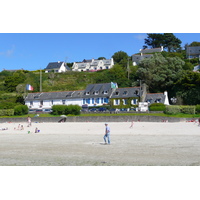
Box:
xmin=127 ymin=57 xmax=130 ymax=80
xmin=40 ymin=68 xmax=42 ymax=92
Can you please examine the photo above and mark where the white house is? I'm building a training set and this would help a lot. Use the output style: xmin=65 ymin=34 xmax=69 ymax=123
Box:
xmin=45 ymin=61 xmax=71 ymax=73
xmin=132 ymin=46 xmax=163 ymax=66
xmin=72 ymin=58 xmax=114 ymax=72
xmin=25 ymin=83 xmax=170 ymax=112
xmin=186 ymin=46 xmax=200 ymax=59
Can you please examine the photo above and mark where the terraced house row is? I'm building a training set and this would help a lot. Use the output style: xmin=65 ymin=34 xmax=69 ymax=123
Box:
xmin=25 ymin=83 xmax=169 ymax=112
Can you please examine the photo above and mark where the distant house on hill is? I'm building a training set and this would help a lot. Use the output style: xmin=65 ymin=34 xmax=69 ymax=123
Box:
xmin=72 ymin=58 xmax=114 ymax=72
xmin=186 ymin=46 xmax=200 ymax=59
xmin=132 ymin=46 xmax=163 ymax=66
xmin=45 ymin=61 xmax=71 ymax=73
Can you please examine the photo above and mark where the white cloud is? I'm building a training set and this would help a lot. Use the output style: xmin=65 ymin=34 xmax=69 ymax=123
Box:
xmin=0 ymin=45 xmax=15 ymax=57
xmin=134 ymin=34 xmax=147 ymax=40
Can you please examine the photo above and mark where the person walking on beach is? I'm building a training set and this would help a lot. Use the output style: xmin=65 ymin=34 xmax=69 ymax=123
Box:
xmin=129 ymin=120 xmax=134 ymax=128
xmin=104 ymin=123 xmax=110 ymax=144
xmin=27 ymin=116 xmax=32 ymax=127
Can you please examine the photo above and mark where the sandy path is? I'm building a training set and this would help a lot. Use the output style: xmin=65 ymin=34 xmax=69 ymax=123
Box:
xmin=0 ymin=121 xmax=200 ymax=166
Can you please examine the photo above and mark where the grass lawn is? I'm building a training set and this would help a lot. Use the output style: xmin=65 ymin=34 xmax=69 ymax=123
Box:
xmin=1 ymin=112 xmax=200 ymax=119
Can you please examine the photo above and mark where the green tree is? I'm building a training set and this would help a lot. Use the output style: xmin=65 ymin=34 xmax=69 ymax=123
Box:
xmin=112 ymin=51 xmax=129 ymax=67
xmin=144 ymin=33 xmax=182 ymax=52
xmin=174 ymin=71 xmax=200 ymax=105
xmin=98 ymin=57 xmax=106 ymax=60
xmin=137 ymin=53 xmax=185 ymax=92
xmin=4 ymin=71 xmax=26 ymax=92
xmin=189 ymin=41 xmax=200 ymax=46
xmin=163 ymin=33 xmax=181 ymax=52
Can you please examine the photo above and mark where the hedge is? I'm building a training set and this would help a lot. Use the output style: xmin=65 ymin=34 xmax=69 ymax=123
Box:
xmin=0 ymin=109 xmax=14 ymax=116
xmin=164 ymin=105 xmax=181 ymax=115
xmin=165 ymin=105 xmax=196 ymax=115
xmin=196 ymin=105 xmax=200 ymax=114
xmin=52 ymin=105 xmax=81 ymax=115
xmin=181 ymin=106 xmax=195 ymax=115
xmin=149 ymin=103 xmax=166 ymax=111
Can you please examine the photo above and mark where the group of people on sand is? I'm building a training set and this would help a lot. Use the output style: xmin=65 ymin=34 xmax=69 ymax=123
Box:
xmin=12 ymin=116 xmax=40 ymax=133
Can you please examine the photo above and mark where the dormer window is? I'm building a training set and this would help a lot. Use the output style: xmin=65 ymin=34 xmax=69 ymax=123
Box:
xmin=102 ymin=90 xmax=108 ymax=94
xmin=115 ymin=91 xmax=119 ymax=95
xmin=86 ymin=92 xmax=90 ymax=95
xmin=123 ymin=91 xmax=128 ymax=95
xmin=93 ymin=91 xmax=99 ymax=95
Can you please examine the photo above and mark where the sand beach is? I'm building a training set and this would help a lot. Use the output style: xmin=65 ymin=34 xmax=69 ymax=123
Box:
xmin=0 ymin=121 xmax=200 ymax=166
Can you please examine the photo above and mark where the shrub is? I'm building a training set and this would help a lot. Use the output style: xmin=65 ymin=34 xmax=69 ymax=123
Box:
xmin=0 ymin=109 xmax=14 ymax=116
xmin=52 ymin=105 xmax=66 ymax=115
xmin=164 ymin=105 xmax=181 ymax=115
xmin=196 ymin=105 xmax=200 ymax=114
xmin=181 ymin=106 xmax=196 ymax=114
xmin=14 ymin=105 xmax=28 ymax=115
xmin=52 ymin=105 xmax=81 ymax=115
xmin=149 ymin=103 xmax=166 ymax=111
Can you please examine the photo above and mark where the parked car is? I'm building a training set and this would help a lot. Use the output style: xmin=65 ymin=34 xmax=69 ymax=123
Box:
xmin=98 ymin=107 xmax=107 ymax=112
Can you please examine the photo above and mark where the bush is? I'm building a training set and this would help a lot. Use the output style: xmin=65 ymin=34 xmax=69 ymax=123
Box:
xmin=14 ymin=105 xmax=28 ymax=115
xmin=149 ymin=103 xmax=166 ymax=111
xmin=52 ymin=105 xmax=66 ymax=115
xmin=0 ymin=109 xmax=14 ymax=116
xmin=52 ymin=105 xmax=81 ymax=115
xmin=181 ymin=106 xmax=196 ymax=114
xmin=196 ymin=105 xmax=200 ymax=114
xmin=164 ymin=105 xmax=181 ymax=115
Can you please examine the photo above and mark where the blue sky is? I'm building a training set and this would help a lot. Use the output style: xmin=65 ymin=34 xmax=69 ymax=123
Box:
xmin=0 ymin=33 xmax=199 ymax=71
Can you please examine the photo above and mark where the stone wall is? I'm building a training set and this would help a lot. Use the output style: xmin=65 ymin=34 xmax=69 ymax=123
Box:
xmin=0 ymin=116 xmax=193 ymax=123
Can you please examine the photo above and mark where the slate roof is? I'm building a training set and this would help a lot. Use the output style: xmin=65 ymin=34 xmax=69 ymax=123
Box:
xmin=110 ymin=87 xmax=140 ymax=99
xmin=145 ymin=93 xmax=166 ymax=103
xmin=45 ymin=62 xmax=64 ymax=70
xmin=82 ymin=83 xmax=113 ymax=98
xmin=25 ymin=90 xmax=84 ymax=101
xmin=45 ymin=62 xmax=71 ymax=71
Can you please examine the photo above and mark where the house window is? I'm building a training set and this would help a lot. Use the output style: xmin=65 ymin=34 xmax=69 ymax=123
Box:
xmin=115 ymin=91 xmax=119 ymax=95
xmin=30 ymin=101 xmax=33 ymax=105
xmin=132 ymin=99 xmax=137 ymax=105
xmin=147 ymin=99 xmax=152 ymax=103
xmin=123 ymin=99 xmax=128 ymax=105
xmin=123 ymin=91 xmax=128 ymax=95
xmin=83 ymin=99 xmax=86 ymax=104
xmin=104 ymin=98 xmax=108 ymax=103
xmin=115 ymin=99 xmax=119 ymax=105
xmin=62 ymin=100 xmax=66 ymax=104
xmin=155 ymin=99 xmax=161 ymax=103
xmin=51 ymin=100 xmax=54 ymax=105
xmin=103 ymin=91 xmax=108 ymax=94
xmin=86 ymin=98 xmax=90 ymax=104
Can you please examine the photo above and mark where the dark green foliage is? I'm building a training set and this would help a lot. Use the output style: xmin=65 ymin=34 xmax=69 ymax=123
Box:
xmin=144 ymin=33 xmax=181 ymax=52
xmin=52 ymin=105 xmax=81 ymax=115
xmin=149 ymin=103 xmax=166 ymax=111
xmin=196 ymin=105 xmax=200 ymax=114
xmin=14 ymin=105 xmax=28 ymax=115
